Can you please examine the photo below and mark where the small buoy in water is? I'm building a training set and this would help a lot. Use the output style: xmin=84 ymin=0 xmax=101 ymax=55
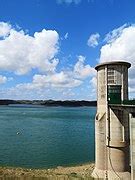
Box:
xmin=17 ymin=132 xmax=20 ymax=135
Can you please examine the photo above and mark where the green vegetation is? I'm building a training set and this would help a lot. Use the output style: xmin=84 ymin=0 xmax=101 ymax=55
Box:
xmin=0 ymin=99 xmax=97 ymax=107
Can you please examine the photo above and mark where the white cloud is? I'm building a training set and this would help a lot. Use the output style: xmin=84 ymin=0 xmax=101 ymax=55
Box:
xmin=88 ymin=76 xmax=97 ymax=99
xmin=1 ymin=55 xmax=95 ymax=99
xmin=28 ymin=55 xmax=95 ymax=89
xmin=62 ymin=89 xmax=75 ymax=97
xmin=99 ymin=24 xmax=135 ymax=98
xmin=0 ymin=22 xmax=96 ymax=100
xmin=32 ymin=72 xmax=82 ymax=88
xmin=87 ymin=33 xmax=100 ymax=48
xmin=104 ymin=24 xmax=127 ymax=43
xmin=2 ymin=72 xmax=82 ymax=100
xmin=57 ymin=0 xmax=81 ymax=4
xmin=0 ymin=75 xmax=7 ymax=84
xmin=0 ymin=22 xmax=11 ymax=37
xmin=64 ymin=32 xmax=68 ymax=39
xmin=100 ymin=24 xmax=135 ymax=63
xmin=8 ymin=77 xmax=14 ymax=81
xmin=90 ymin=76 xmax=97 ymax=89
xmin=74 ymin=55 xmax=96 ymax=79
xmin=0 ymin=22 xmax=59 ymax=75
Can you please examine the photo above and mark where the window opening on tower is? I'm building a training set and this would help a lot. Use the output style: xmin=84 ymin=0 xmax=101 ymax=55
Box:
xmin=107 ymin=68 xmax=115 ymax=84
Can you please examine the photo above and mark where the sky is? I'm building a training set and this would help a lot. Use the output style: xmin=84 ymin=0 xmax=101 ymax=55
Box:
xmin=0 ymin=0 xmax=135 ymax=100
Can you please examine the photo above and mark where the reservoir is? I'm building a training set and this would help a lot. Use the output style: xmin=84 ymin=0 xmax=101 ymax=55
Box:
xmin=0 ymin=106 xmax=96 ymax=169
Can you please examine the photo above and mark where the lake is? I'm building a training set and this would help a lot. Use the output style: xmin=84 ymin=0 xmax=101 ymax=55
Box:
xmin=0 ymin=105 xmax=96 ymax=169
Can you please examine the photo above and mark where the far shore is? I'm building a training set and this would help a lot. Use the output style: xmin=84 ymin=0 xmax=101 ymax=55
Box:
xmin=0 ymin=99 xmax=97 ymax=107
xmin=0 ymin=163 xmax=95 ymax=179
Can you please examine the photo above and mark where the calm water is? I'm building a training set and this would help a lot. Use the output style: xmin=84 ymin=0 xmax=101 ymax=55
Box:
xmin=0 ymin=105 xmax=96 ymax=169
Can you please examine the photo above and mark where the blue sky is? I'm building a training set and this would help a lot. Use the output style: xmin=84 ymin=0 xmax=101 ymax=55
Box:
xmin=0 ymin=0 xmax=135 ymax=100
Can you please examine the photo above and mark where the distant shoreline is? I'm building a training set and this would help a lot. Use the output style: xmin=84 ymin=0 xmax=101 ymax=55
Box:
xmin=0 ymin=163 xmax=95 ymax=179
xmin=0 ymin=99 xmax=97 ymax=107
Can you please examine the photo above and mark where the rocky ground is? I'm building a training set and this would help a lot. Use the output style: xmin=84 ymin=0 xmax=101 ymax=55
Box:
xmin=0 ymin=163 xmax=94 ymax=180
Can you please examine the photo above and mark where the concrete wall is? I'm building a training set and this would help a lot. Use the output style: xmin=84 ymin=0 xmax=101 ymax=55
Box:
xmin=92 ymin=62 xmax=131 ymax=179
xmin=107 ymin=108 xmax=130 ymax=179
xmin=130 ymin=114 xmax=135 ymax=180
xmin=95 ymin=66 xmax=107 ymax=171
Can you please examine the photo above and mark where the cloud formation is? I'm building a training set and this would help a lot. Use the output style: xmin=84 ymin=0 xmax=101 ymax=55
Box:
xmin=11 ymin=55 xmax=95 ymax=90
xmin=57 ymin=0 xmax=81 ymax=4
xmin=0 ymin=22 xmax=96 ymax=100
xmin=0 ymin=75 xmax=7 ymax=84
xmin=99 ymin=24 xmax=135 ymax=96
xmin=87 ymin=33 xmax=100 ymax=48
xmin=74 ymin=55 xmax=96 ymax=79
xmin=104 ymin=24 xmax=127 ymax=43
xmin=27 ymin=72 xmax=82 ymax=89
xmin=0 ymin=22 xmax=59 ymax=75
xmin=0 ymin=55 xmax=96 ymax=99
xmin=0 ymin=22 xmax=11 ymax=37
xmin=64 ymin=32 xmax=68 ymax=39
xmin=100 ymin=24 xmax=135 ymax=63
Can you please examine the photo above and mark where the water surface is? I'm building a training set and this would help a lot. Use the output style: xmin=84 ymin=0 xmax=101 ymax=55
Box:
xmin=0 ymin=106 xmax=96 ymax=169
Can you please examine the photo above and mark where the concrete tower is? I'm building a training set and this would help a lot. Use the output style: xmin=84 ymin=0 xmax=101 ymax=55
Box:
xmin=92 ymin=61 xmax=131 ymax=179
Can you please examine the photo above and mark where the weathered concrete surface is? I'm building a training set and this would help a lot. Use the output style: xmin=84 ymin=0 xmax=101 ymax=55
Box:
xmin=93 ymin=61 xmax=131 ymax=179
xmin=130 ymin=115 xmax=135 ymax=180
